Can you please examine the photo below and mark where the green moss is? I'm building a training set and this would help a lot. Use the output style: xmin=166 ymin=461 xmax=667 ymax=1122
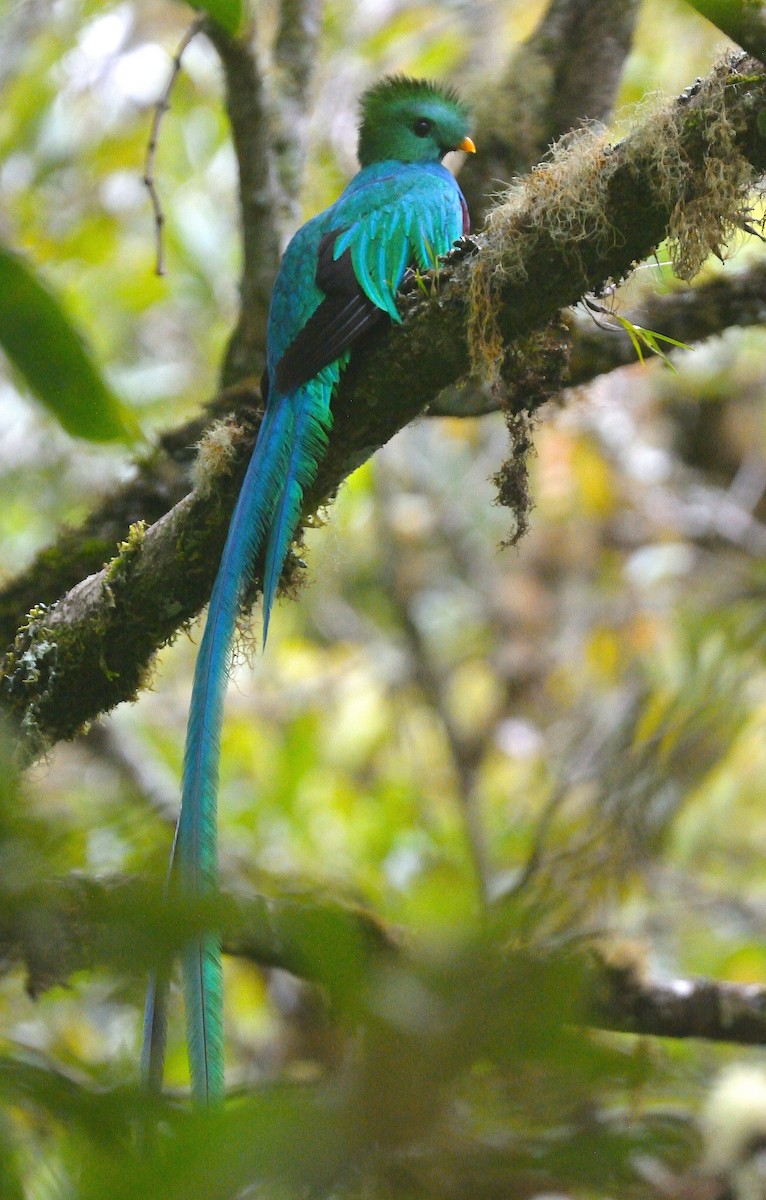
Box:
xmin=104 ymin=521 xmax=148 ymax=590
xmin=467 ymin=54 xmax=758 ymax=385
xmin=0 ymin=604 xmax=57 ymax=756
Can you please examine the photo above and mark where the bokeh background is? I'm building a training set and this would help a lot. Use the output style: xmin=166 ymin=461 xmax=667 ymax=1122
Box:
xmin=2 ymin=1 xmax=766 ymax=1196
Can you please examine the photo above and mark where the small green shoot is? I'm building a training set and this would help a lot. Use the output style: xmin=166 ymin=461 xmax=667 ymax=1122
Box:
xmin=411 ymin=268 xmax=431 ymax=296
xmin=584 ymin=297 xmax=692 ymax=373
xmin=613 ymin=315 xmax=691 ymax=371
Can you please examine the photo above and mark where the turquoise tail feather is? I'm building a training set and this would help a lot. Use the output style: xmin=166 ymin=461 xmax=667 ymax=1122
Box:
xmin=142 ymin=380 xmax=332 ymax=1104
xmin=178 ymin=397 xmax=291 ymax=1104
xmin=261 ymin=379 xmax=333 ymax=645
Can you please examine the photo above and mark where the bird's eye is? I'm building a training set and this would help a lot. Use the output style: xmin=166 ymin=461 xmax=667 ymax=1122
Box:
xmin=413 ymin=118 xmax=432 ymax=137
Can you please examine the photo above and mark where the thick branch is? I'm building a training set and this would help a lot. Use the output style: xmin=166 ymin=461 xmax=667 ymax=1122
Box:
xmin=3 ymin=873 xmax=765 ymax=1046
xmin=0 ymin=874 xmax=390 ymax=1003
xmin=4 ymin=253 xmax=763 ymax=641
xmin=3 ymin=52 xmax=766 ymax=756
xmin=430 ymin=257 xmax=766 ymax=417
xmin=0 ymin=387 xmax=249 ymax=653
xmin=461 ymin=0 xmax=640 ymax=224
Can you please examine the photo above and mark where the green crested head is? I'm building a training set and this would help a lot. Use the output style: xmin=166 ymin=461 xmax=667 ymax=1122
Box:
xmin=357 ymin=75 xmax=474 ymax=167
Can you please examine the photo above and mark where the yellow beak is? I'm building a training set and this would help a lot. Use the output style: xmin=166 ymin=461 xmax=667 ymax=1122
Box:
xmin=458 ymin=135 xmax=476 ymax=153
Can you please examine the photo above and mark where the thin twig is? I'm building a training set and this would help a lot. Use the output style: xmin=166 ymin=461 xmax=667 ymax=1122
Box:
xmin=143 ymin=18 xmax=204 ymax=277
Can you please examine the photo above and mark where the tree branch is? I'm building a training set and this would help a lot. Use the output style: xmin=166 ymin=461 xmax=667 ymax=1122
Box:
xmin=430 ymin=257 xmax=766 ymax=417
xmin=206 ymin=7 xmax=322 ymax=388
xmin=3 ymin=871 xmax=766 ymax=1047
xmin=268 ymin=0 xmax=323 ymax=236
xmin=0 ymin=387 xmax=246 ymax=653
xmin=0 ymin=874 xmax=391 ymax=1002
xmin=3 ymin=250 xmax=762 ymax=649
xmin=0 ymin=1 xmax=638 ymax=653
xmin=594 ymin=948 xmax=766 ymax=1044
xmin=461 ymin=0 xmax=640 ymax=225
xmin=202 ymin=19 xmax=283 ymax=387
xmin=568 ymin=258 xmax=766 ymax=384
xmin=2 ymin=51 xmax=766 ymax=757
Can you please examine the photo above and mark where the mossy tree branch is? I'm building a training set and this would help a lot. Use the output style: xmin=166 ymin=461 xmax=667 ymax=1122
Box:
xmin=430 ymin=257 xmax=766 ymax=417
xmin=5 ymin=253 xmax=765 ymax=645
xmin=0 ymin=0 xmax=639 ymax=650
xmin=2 ymin=51 xmax=766 ymax=758
xmin=2 ymin=254 xmax=764 ymax=651
xmin=0 ymin=387 xmax=253 ymax=654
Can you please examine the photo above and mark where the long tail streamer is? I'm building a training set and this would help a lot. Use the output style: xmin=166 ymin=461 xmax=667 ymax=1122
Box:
xmin=142 ymin=381 xmax=332 ymax=1104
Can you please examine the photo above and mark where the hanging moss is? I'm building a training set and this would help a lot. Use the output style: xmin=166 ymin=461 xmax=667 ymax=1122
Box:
xmin=468 ymin=124 xmax=615 ymax=383
xmin=468 ymin=54 xmax=760 ymax=386
xmin=192 ymin=416 xmax=247 ymax=496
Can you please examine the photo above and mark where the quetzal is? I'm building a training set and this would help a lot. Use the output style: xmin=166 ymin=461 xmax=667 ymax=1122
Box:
xmin=143 ymin=74 xmax=475 ymax=1104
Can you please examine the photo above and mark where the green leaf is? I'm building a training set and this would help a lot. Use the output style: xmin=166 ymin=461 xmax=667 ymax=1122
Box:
xmin=186 ymin=0 xmax=244 ymax=34
xmin=0 ymin=1114 xmax=24 ymax=1200
xmin=613 ymin=313 xmax=691 ymax=372
xmin=0 ymin=243 xmax=137 ymax=443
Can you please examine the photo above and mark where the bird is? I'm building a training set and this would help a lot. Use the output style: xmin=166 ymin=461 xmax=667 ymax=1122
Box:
xmin=142 ymin=74 xmax=475 ymax=1105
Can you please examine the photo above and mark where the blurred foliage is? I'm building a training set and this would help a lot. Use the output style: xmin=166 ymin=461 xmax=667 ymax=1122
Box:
xmin=190 ymin=0 xmax=243 ymax=36
xmin=2 ymin=0 xmax=766 ymax=1197
xmin=0 ymin=242 xmax=136 ymax=441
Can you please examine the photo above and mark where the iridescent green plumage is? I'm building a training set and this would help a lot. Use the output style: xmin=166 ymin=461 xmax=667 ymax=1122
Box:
xmin=143 ymin=74 xmax=473 ymax=1105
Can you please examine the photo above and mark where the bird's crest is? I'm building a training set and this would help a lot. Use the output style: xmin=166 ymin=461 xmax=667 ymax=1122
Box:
xmin=358 ymin=74 xmax=471 ymax=166
xmin=359 ymin=75 xmax=468 ymax=125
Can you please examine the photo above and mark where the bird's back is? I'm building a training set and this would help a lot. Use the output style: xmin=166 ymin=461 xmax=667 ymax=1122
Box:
xmin=266 ymin=159 xmax=467 ymax=391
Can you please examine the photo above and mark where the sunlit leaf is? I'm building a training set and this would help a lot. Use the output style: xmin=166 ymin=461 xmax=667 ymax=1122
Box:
xmin=186 ymin=0 xmax=244 ymax=35
xmin=0 ymin=243 xmax=137 ymax=443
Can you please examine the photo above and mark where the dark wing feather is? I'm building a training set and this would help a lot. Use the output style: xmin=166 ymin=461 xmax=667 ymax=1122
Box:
xmin=274 ymin=230 xmax=385 ymax=395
